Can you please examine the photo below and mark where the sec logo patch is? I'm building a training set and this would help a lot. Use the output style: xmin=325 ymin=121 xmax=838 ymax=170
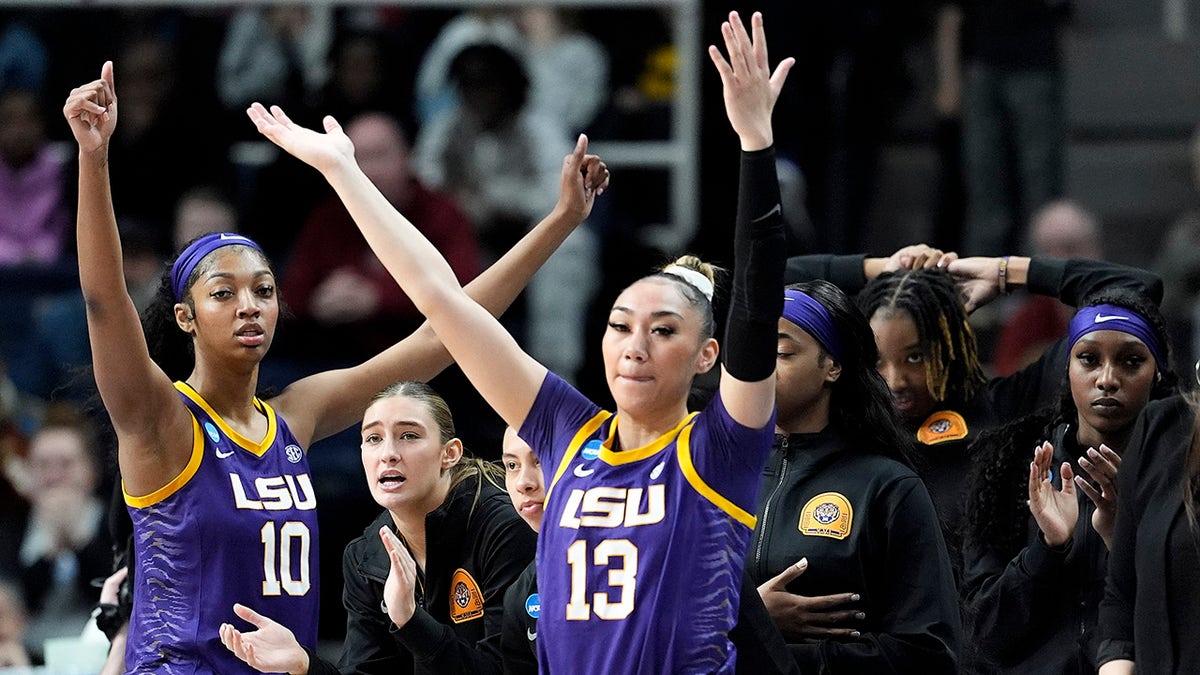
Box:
xmin=449 ymin=568 xmax=485 ymax=623
xmin=799 ymin=492 xmax=853 ymax=540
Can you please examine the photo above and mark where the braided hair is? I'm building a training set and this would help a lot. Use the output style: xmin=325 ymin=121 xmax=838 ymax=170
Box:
xmin=856 ymin=269 xmax=986 ymax=409
xmin=965 ymin=287 xmax=1176 ymax=559
xmin=789 ymin=280 xmax=914 ymax=465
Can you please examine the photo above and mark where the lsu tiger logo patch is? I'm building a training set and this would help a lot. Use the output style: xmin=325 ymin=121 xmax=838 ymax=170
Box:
xmin=799 ymin=492 xmax=853 ymax=540
xmin=917 ymin=410 xmax=969 ymax=445
xmin=449 ymin=568 xmax=485 ymax=623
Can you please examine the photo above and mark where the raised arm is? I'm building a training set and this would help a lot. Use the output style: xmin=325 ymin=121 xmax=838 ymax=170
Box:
xmin=708 ymin=11 xmax=792 ymax=428
xmin=63 ymin=62 xmax=193 ymax=495
xmin=250 ymin=106 xmax=607 ymax=433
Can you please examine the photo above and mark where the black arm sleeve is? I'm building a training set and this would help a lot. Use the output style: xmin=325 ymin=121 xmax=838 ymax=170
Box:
xmin=723 ymin=146 xmax=787 ymax=382
xmin=783 ymin=254 xmax=870 ymax=293
xmin=1025 ymin=257 xmax=1164 ymax=307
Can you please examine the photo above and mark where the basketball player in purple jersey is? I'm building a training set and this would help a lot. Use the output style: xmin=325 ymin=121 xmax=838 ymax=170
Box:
xmin=63 ymin=62 xmax=600 ymax=673
xmin=245 ymin=11 xmax=792 ymax=671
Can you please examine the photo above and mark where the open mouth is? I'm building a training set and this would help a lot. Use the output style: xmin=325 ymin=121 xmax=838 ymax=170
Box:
xmin=378 ymin=470 xmax=407 ymax=490
xmin=236 ymin=326 xmax=265 ymax=346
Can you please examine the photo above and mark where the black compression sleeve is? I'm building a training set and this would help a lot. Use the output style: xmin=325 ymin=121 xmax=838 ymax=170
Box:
xmin=723 ymin=146 xmax=786 ymax=382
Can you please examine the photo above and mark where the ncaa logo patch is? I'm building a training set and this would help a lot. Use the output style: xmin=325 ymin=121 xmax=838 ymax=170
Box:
xmin=525 ymin=593 xmax=540 ymax=619
xmin=449 ymin=568 xmax=485 ymax=623
xmin=580 ymin=439 xmax=602 ymax=461
xmin=204 ymin=421 xmax=221 ymax=444
xmin=285 ymin=444 xmax=304 ymax=464
xmin=799 ymin=492 xmax=854 ymax=540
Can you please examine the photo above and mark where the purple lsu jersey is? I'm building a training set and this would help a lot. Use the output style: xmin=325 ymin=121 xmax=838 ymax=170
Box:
xmin=519 ymin=373 xmax=773 ymax=674
xmin=124 ymin=383 xmax=320 ymax=674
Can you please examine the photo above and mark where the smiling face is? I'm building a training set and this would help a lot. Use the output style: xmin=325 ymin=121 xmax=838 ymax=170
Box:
xmin=870 ymin=310 xmax=938 ymax=425
xmin=360 ymin=394 xmax=462 ymax=517
xmin=601 ymin=277 xmax=717 ymax=420
xmin=1069 ymin=330 xmax=1158 ymax=448
xmin=177 ymin=246 xmax=279 ymax=365
xmin=501 ymin=427 xmax=544 ymax=532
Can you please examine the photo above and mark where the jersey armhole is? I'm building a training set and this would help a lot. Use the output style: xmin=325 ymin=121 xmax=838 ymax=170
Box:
xmin=676 ymin=423 xmax=757 ymax=529
xmin=124 ymin=414 xmax=205 ymax=508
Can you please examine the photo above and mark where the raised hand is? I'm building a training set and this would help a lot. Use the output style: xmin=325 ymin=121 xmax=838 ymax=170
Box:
xmin=883 ymin=244 xmax=957 ymax=273
xmin=379 ymin=526 xmax=418 ymax=629
xmin=946 ymin=256 xmax=1003 ymax=314
xmin=63 ymin=61 xmax=118 ymax=156
xmin=1075 ymin=443 xmax=1121 ymax=550
xmin=1028 ymin=442 xmax=1079 ymax=548
xmin=219 ymin=604 xmax=308 ymax=674
xmin=554 ymin=134 xmax=610 ymax=225
xmin=246 ymin=103 xmax=354 ymax=175
xmin=757 ymin=558 xmax=864 ymax=640
xmin=708 ymin=11 xmax=794 ymax=151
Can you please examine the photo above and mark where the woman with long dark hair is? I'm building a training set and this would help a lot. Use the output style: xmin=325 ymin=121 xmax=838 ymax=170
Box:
xmin=750 ymin=279 xmax=960 ymax=672
xmin=62 ymin=61 xmax=600 ymax=673
xmin=962 ymin=288 xmax=1176 ymax=673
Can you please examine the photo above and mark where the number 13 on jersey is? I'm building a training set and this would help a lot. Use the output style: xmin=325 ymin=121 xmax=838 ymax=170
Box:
xmin=566 ymin=539 xmax=638 ymax=620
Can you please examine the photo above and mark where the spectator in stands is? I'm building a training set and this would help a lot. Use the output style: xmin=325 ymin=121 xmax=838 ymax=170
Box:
xmin=413 ymin=41 xmax=595 ymax=384
xmin=12 ymin=405 xmax=111 ymax=662
xmin=283 ymin=111 xmax=480 ymax=364
xmin=516 ymin=7 xmax=609 ymax=135
xmin=935 ymin=0 xmax=1070 ymax=256
xmin=1152 ymin=123 xmax=1200 ymax=377
xmin=217 ymin=4 xmax=333 ymax=120
xmin=992 ymin=199 xmax=1103 ymax=375
xmin=172 ymin=186 xmax=239 ymax=253
xmin=0 ymin=86 xmax=70 ymax=266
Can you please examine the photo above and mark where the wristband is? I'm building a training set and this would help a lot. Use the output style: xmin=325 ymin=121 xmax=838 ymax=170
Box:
xmin=998 ymin=256 xmax=1010 ymax=295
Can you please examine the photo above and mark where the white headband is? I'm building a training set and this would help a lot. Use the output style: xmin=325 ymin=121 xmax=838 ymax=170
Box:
xmin=662 ymin=265 xmax=714 ymax=301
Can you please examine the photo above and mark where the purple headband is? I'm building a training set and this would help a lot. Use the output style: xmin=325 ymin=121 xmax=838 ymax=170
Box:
xmin=781 ymin=289 xmax=843 ymax=362
xmin=1068 ymin=303 xmax=1166 ymax=373
xmin=171 ymin=232 xmax=264 ymax=302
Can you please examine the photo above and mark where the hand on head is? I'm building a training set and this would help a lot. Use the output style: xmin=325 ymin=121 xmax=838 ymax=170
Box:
xmin=63 ymin=61 xmax=118 ymax=154
xmin=707 ymin=11 xmax=794 ymax=151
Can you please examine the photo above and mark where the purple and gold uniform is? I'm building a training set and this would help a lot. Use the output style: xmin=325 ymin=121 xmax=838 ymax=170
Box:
xmin=124 ymin=383 xmax=320 ymax=673
xmin=520 ymin=373 xmax=772 ymax=673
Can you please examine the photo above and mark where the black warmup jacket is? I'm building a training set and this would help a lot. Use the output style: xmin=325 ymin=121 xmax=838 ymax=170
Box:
xmin=748 ymin=429 xmax=961 ymax=673
xmin=961 ymin=423 xmax=1108 ymax=674
xmin=784 ymin=255 xmax=1163 ymax=584
xmin=1098 ymin=396 xmax=1200 ymax=672
xmin=306 ymin=474 xmax=536 ymax=675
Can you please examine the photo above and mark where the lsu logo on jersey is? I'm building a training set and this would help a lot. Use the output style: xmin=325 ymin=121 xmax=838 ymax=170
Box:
xmin=799 ymin=492 xmax=853 ymax=540
xmin=230 ymin=473 xmax=317 ymax=511
xmin=558 ymin=484 xmax=666 ymax=529
xmin=449 ymin=568 xmax=485 ymax=623
xmin=917 ymin=410 xmax=969 ymax=445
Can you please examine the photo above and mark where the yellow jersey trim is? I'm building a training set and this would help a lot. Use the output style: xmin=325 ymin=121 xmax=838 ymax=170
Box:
xmin=545 ymin=410 xmax=612 ymax=503
xmin=677 ymin=423 xmax=757 ymax=529
xmin=175 ymin=381 xmax=278 ymax=457
xmin=124 ymin=414 xmax=205 ymax=508
xmin=598 ymin=412 xmax=699 ymax=466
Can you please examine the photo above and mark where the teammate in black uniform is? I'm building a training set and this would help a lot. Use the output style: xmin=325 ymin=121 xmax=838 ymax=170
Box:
xmin=750 ymin=279 xmax=960 ymax=672
xmin=963 ymin=289 xmax=1176 ymax=674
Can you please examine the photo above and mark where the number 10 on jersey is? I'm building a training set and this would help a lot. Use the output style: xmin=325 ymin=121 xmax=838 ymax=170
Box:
xmin=261 ymin=521 xmax=312 ymax=596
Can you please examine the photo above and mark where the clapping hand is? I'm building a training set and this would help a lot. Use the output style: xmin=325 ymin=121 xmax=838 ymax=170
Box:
xmin=1028 ymin=441 xmax=1079 ymax=548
